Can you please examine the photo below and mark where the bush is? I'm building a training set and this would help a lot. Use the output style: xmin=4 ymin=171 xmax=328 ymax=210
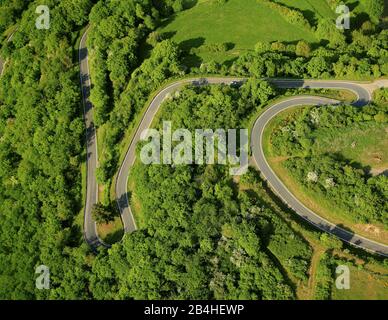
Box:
xmin=260 ymin=0 xmax=312 ymax=30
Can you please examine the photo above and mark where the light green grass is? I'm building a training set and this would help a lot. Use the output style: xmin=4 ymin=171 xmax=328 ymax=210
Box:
xmin=97 ymin=216 xmax=124 ymax=245
xmin=159 ymin=0 xmax=318 ymax=65
xmin=312 ymin=122 xmax=388 ymax=171
xmin=331 ymin=265 xmax=388 ymax=300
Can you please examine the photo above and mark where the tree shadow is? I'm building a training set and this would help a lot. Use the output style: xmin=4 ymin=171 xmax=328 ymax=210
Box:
xmin=351 ymin=12 xmax=371 ymax=29
xmin=223 ymin=57 xmax=238 ymax=69
xmin=347 ymin=1 xmax=360 ymax=12
xmin=117 ymin=191 xmax=131 ymax=210
xmin=178 ymin=37 xmax=205 ymax=68
xmin=179 ymin=36 xmax=205 ymax=52
xmin=300 ymin=9 xmax=318 ymax=27
xmin=184 ymin=0 xmax=198 ymax=10
xmin=104 ymin=228 xmax=124 ymax=245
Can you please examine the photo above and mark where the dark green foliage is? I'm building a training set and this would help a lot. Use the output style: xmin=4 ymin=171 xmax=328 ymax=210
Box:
xmin=92 ymin=203 xmax=117 ymax=224
xmin=0 ymin=0 xmax=95 ymax=299
xmin=0 ymin=0 xmax=34 ymax=35
xmin=314 ymin=252 xmax=333 ymax=300
xmin=361 ymin=0 xmax=385 ymax=21
xmin=96 ymin=39 xmax=183 ymax=183
xmin=88 ymin=84 xmax=316 ymax=299
xmin=284 ymin=155 xmax=388 ymax=226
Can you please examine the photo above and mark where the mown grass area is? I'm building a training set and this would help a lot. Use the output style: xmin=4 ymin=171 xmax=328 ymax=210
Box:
xmin=96 ymin=216 xmax=124 ymax=245
xmin=262 ymin=106 xmax=388 ymax=244
xmin=127 ymin=176 xmax=146 ymax=229
xmin=331 ymin=264 xmax=388 ymax=300
xmin=158 ymin=0 xmax=319 ymax=66
xmin=311 ymin=122 xmax=388 ymax=172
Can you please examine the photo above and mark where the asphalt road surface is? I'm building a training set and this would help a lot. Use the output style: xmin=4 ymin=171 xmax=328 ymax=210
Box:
xmin=0 ymin=57 xmax=4 ymax=76
xmin=251 ymin=95 xmax=388 ymax=257
xmin=115 ymin=77 xmax=387 ymax=256
xmin=79 ymin=28 xmax=104 ymax=248
xmin=78 ymin=29 xmax=387 ymax=256
xmin=0 ymin=31 xmax=16 ymax=76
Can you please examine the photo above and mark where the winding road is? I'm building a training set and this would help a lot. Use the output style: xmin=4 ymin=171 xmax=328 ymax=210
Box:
xmin=79 ymin=30 xmax=388 ymax=256
xmin=79 ymin=29 xmax=103 ymax=248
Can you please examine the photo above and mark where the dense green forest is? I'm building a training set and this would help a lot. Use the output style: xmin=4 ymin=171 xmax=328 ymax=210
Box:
xmin=0 ymin=0 xmax=95 ymax=299
xmin=90 ymin=82 xmax=313 ymax=299
xmin=0 ymin=0 xmax=387 ymax=300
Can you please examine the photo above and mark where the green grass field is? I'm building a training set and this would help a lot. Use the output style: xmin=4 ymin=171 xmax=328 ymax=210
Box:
xmin=158 ymin=0 xmax=321 ymax=66
xmin=311 ymin=122 xmax=388 ymax=172
xmin=97 ymin=217 xmax=124 ymax=245
xmin=331 ymin=265 xmax=388 ymax=300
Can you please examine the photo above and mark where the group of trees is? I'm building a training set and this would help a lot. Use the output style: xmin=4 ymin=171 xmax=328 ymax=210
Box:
xmin=92 ymin=203 xmax=117 ymax=224
xmin=269 ymin=104 xmax=388 ymax=226
xmin=229 ymin=21 xmax=387 ymax=79
xmin=182 ymin=0 xmax=387 ymax=79
xmin=0 ymin=0 xmax=386 ymax=300
xmin=87 ymin=1 xmax=188 ymax=185
xmin=0 ymin=0 xmax=96 ymax=299
xmin=88 ymin=83 xmax=314 ymax=299
xmin=361 ymin=0 xmax=385 ymax=22
xmin=285 ymin=155 xmax=387 ymax=226
xmin=259 ymin=0 xmax=312 ymax=30
xmin=0 ymin=0 xmax=34 ymax=36
xmin=90 ymin=0 xmax=388 ymax=189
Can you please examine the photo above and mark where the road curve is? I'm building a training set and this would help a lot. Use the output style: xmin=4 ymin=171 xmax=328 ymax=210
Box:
xmin=78 ymin=29 xmax=387 ymax=256
xmin=115 ymin=78 xmax=238 ymax=234
xmin=251 ymin=95 xmax=388 ymax=257
xmin=115 ymin=76 xmax=388 ymax=257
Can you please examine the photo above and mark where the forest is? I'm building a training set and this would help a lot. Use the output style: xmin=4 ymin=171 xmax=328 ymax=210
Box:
xmin=90 ymin=82 xmax=313 ymax=299
xmin=0 ymin=0 xmax=386 ymax=300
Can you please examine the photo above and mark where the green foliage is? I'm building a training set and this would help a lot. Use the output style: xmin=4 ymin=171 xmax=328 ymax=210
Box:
xmin=90 ymin=162 xmax=296 ymax=299
xmin=0 ymin=0 xmax=34 ymax=35
xmin=295 ymin=40 xmax=311 ymax=58
xmin=314 ymin=252 xmax=333 ymax=300
xmin=325 ymin=0 xmax=341 ymax=11
xmin=307 ymin=56 xmax=330 ymax=78
xmin=319 ymin=233 xmax=343 ymax=250
xmin=254 ymin=41 xmax=271 ymax=53
xmin=259 ymin=0 xmax=312 ymax=30
xmin=92 ymin=203 xmax=117 ymax=224
xmin=285 ymin=156 xmax=387 ymax=226
xmin=0 ymin=0 xmax=94 ymax=299
xmin=96 ymin=39 xmax=183 ymax=184
xmin=270 ymin=104 xmax=388 ymax=227
xmin=315 ymin=18 xmax=346 ymax=47
xmin=361 ymin=0 xmax=385 ymax=21
xmin=374 ymin=88 xmax=388 ymax=105
xmin=0 ymin=0 xmax=386 ymax=300
xmin=87 ymin=84 xmax=316 ymax=299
